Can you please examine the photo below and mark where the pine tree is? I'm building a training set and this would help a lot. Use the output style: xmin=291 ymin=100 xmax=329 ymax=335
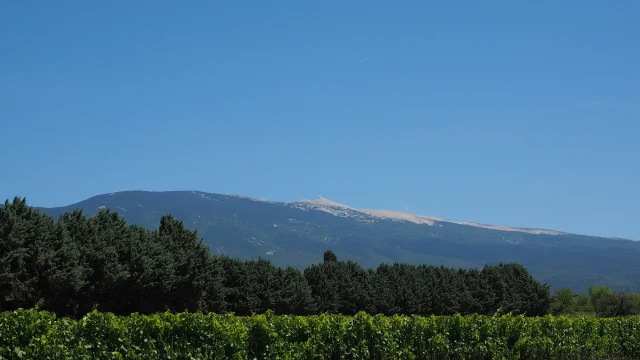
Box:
xmin=0 ymin=198 xmax=55 ymax=312
xmin=323 ymin=250 xmax=337 ymax=263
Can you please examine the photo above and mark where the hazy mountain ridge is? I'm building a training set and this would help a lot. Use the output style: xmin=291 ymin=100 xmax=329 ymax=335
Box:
xmin=34 ymin=190 xmax=640 ymax=292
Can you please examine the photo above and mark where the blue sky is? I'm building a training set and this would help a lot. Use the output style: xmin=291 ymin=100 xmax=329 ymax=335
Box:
xmin=1 ymin=1 xmax=638 ymax=239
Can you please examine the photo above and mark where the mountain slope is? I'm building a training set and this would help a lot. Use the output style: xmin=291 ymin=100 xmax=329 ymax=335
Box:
xmin=36 ymin=190 xmax=640 ymax=292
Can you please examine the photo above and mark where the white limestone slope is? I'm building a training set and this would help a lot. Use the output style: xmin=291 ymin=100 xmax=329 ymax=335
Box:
xmin=293 ymin=196 xmax=563 ymax=236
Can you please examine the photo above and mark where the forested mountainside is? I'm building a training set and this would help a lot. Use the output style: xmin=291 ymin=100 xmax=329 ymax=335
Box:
xmin=36 ymin=190 xmax=640 ymax=292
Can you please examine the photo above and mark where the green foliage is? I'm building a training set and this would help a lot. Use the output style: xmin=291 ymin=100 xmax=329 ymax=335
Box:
xmin=0 ymin=199 xmax=223 ymax=318
xmin=551 ymin=288 xmax=575 ymax=315
xmin=1 ymin=197 xmax=552 ymax=318
xmin=549 ymin=285 xmax=640 ymax=318
xmin=595 ymin=293 xmax=640 ymax=318
xmin=305 ymin=261 xmax=550 ymax=316
xmin=574 ymin=293 xmax=594 ymax=313
xmin=3 ymin=309 xmax=640 ymax=359
xmin=589 ymin=286 xmax=614 ymax=310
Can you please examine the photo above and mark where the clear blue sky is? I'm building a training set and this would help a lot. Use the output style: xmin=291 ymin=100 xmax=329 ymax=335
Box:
xmin=1 ymin=1 xmax=638 ymax=239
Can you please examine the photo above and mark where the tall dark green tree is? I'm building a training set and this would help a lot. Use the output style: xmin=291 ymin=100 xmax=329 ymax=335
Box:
xmin=118 ymin=225 xmax=174 ymax=315
xmin=41 ymin=212 xmax=90 ymax=317
xmin=157 ymin=215 xmax=221 ymax=313
xmin=323 ymin=250 xmax=337 ymax=263
xmin=0 ymin=198 xmax=56 ymax=312
xmin=273 ymin=266 xmax=316 ymax=315
xmin=305 ymin=259 xmax=374 ymax=315
xmin=218 ymin=256 xmax=251 ymax=315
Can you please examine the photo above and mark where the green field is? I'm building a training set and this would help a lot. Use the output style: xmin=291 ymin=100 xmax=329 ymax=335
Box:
xmin=2 ymin=309 xmax=640 ymax=359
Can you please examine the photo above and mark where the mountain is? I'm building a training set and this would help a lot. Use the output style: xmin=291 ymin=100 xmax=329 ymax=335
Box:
xmin=36 ymin=190 xmax=640 ymax=292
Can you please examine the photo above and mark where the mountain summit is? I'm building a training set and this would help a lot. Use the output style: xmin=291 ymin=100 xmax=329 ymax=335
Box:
xmin=36 ymin=190 xmax=640 ymax=292
xmin=295 ymin=196 xmax=562 ymax=235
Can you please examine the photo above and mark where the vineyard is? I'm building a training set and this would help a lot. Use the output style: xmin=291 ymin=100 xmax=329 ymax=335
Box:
xmin=2 ymin=309 xmax=640 ymax=359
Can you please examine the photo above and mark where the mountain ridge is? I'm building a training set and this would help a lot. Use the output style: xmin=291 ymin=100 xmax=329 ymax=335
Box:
xmin=30 ymin=190 xmax=640 ymax=292
xmin=50 ymin=190 xmax=583 ymax=238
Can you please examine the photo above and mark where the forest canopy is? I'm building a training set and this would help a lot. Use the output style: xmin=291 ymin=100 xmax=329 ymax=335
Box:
xmin=1 ymin=197 xmax=552 ymax=318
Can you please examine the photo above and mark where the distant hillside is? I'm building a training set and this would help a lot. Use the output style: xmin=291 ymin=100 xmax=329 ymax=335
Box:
xmin=36 ymin=190 xmax=640 ymax=292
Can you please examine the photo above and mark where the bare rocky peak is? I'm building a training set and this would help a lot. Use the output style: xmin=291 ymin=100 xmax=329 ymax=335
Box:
xmin=293 ymin=195 xmax=563 ymax=236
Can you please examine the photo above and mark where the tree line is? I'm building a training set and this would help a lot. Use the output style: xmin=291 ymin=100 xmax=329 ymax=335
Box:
xmin=550 ymin=285 xmax=640 ymax=317
xmin=1 ymin=197 xmax=551 ymax=318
